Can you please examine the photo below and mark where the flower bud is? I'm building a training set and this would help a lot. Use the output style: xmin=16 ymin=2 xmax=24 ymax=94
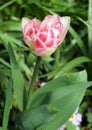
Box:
xmin=22 ymin=14 xmax=70 ymax=57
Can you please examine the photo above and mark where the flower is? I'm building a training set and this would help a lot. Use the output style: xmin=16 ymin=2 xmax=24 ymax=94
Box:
xmin=59 ymin=107 xmax=82 ymax=130
xmin=22 ymin=14 xmax=70 ymax=57
xmin=69 ymin=108 xmax=82 ymax=126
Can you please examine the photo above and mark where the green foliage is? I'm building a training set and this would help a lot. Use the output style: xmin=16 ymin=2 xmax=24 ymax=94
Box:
xmin=2 ymin=79 xmax=12 ymax=130
xmin=16 ymin=70 xmax=92 ymax=130
xmin=8 ymin=44 xmax=25 ymax=111
xmin=86 ymin=112 xmax=92 ymax=128
xmin=66 ymin=121 xmax=76 ymax=130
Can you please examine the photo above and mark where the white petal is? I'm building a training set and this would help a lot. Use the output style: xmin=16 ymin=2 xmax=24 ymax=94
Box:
xmin=60 ymin=16 xmax=70 ymax=29
xmin=58 ymin=16 xmax=70 ymax=45
xmin=22 ymin=17 xmax=31 ymax=29
xmin=76 ymin=113 xmax=82 ymax=122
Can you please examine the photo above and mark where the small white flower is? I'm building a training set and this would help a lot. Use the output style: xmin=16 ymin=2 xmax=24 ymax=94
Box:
xmin=69 ymin=108 xmax=82 ymax=126
xmin=59 ymin=107 xmax=82 ymax=130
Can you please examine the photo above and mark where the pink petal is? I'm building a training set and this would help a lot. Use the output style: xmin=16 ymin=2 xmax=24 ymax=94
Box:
xmin=38 ymin=32 xmax=47 ymax=42
xmin=35 ymin=37 xmax=46 ymax=49
xmin=46 ymin=28 xmax=55 ymax=42
xmin=46 ymin=39 xmax=55 ymax=48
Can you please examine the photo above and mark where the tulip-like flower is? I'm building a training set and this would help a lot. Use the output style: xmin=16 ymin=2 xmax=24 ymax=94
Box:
xmin=22 ymin=14 xmax=70 ymax=57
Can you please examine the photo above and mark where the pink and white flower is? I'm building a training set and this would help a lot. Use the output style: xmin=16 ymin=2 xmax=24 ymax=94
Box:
xmin=22 ymin=14 xmax=70 ymax=57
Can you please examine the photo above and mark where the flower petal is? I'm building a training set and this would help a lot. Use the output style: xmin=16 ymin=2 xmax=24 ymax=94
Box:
xmin=22 ymin=18 xmax=31 ymax=30
xmin=57 ymin=16 xmax=70 ymax=45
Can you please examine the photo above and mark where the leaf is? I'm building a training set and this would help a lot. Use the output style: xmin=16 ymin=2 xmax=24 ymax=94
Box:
xmin=29 ymin=70 xmax=87 ymax=108
xmin=17 ymin=81 xmax=92 ymax=130
xmin=37 ymin=82 xmax=92 ymax=130
xmin=0 ymin=33 xmax=25 ymax=48
xmin=69 ymin=26 xmax=87 ymax=55
xmin=17 ymin=70 xmax=92 ymax=130
xmin=27 ymin=70 xmax=87 ymax=108
xmin=66 ymin=121 xmax=76 ymax=130
xmin=86 ymin=112 xmax=92 ymax=123
xmin=0 ymin=57 xmax=10 ymax=68
xmin=0 ymin=21 xmax=21 ymax=31
xmin=17 ymin=105 xmax=58 ymax=130
xmin=2 ymin=78 xmax=12 ymax=130
xmin=48 ymin=56 xmax=91 ymax=79
xmin=8 ymin=43 xmax=25 ymax=111
xmin=0 ymin=0 xmax=16 ymax=11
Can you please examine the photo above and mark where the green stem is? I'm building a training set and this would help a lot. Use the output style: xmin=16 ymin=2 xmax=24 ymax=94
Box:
xmin=88 ymin=0 xmax=92 ymax=80
xmin=26 ymin=56 xmax=41 ymax=109
xmin=88 ymin=0 xmax=92 ymax=58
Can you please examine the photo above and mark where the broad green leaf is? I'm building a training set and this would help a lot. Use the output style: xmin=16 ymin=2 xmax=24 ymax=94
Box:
xmin=2 ymin=78 xmax=12 ymax=130
xmin=37 ymin=82 xmax=92 ymax=130
xmin=28 ymin=70 xmax=87 ymax=108
xmin=8 ymin=43 xmax=25 ymax=111
xmin=66 ymin=121 xmax=76 ymax=130
xmin=17 ymin=105 xmax=58 ymax=130
xmin=18 ymin=70 xmax=92 ymax=130
xmin=17 ymin=81 xmax=92 ymax=130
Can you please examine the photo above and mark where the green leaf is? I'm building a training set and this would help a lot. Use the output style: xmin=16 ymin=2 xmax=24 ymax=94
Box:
xmin=0 ymin=57 xmax=10 ymax=68
xmin=8 ymin=43 xmax=25 ymax=111
xmin=66 ymin=121 xmax=76 ymax=130
xmin=17 ymin=105 xmax=58 ymax=130
xmin=0 ymin=33 xmax=25 ymax=48
xmin=2 ymin=78 xmax=12 ymax=130
xmin=48 ymin=56 xmax=91 ymax=79
xmin=69 ymin=26 xmax=87 ymax=55
xmin=86 ymin=112 xmax=92 ymax=123
xmin=0 ymin=21 xmax=21 ymax=32
xmin=0 ymin=0 xmax=16 ymax=11
xmin=17 ymin=70 xmax=92 ymax=130
xmin=29 ymin=70 xmax=87 ymax=108
xmin=37 ymin=82 xmax=92 ymax=130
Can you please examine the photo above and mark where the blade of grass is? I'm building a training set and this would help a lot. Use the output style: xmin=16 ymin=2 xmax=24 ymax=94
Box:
xmin=0 ymin=0 xmax=16 ymax=11
xmin=48 ymin=56 xmax=91 ymax=79
xmin=2 ymin=78 xmax=12 ymax=130
xmin=69 ymin=26 xmax=87 ymax=56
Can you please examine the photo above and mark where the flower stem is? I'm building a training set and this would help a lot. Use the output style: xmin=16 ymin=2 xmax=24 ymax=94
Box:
xmin=26 ymin=56 xmax=41 ymax=109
